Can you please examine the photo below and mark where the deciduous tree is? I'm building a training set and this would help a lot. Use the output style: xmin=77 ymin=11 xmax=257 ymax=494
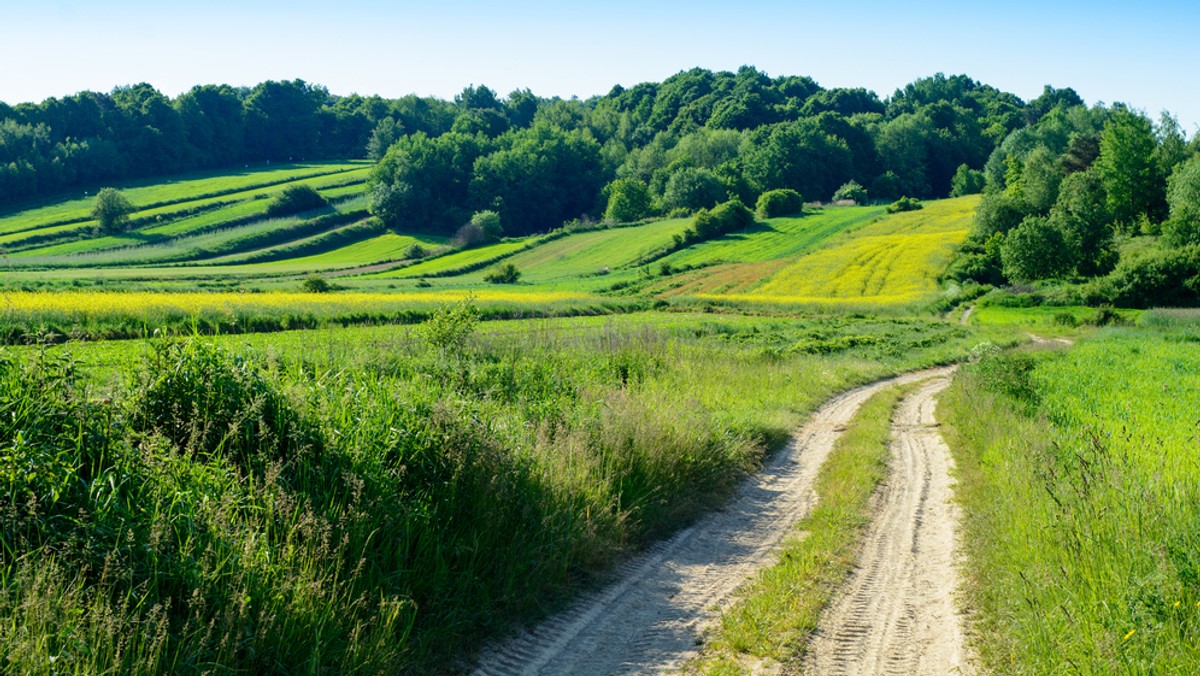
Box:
xmin=91 ymin=187 xmax=135 ymax=234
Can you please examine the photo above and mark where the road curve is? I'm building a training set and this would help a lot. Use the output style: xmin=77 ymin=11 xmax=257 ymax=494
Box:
xmin=471 ymin=367 xmax=954 ymax=676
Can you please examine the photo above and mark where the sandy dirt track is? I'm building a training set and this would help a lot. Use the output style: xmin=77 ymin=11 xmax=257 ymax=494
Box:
xmin=471 ymin=367 xmax=954 ymax=676
xmin=804 ymin=373 xmax=972 ymax=675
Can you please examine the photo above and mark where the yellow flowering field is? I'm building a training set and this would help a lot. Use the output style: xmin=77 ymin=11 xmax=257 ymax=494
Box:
xmin=706 ymin=196 xmax=977 ymax=307
xmin=0 ymin=289 xmax=607 ymax=341
xmin=1 ymin=290 xmax=586 ymax=316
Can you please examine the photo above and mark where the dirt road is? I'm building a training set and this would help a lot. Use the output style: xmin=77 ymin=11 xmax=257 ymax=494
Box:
xmin=471 ymin=367 xmax=954 ymax=676
xmin=804 ymin=374 xmax=972 ymax=675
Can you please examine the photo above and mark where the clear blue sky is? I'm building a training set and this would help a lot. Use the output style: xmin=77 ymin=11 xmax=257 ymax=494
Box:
xmin=3 ymin=0 xmax=1197 ymax=133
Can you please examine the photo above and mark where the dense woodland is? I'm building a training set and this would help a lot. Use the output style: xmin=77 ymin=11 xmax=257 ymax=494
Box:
xmin=4 ymin=67 xmax=1200 ymax=306
xmin=0 ymin=79 xmax=456 ymax=206
xmin=0 ymin=69 xmax=1076 ymax=217
xmin=944 ymin=103 xmax=1200 ymax=306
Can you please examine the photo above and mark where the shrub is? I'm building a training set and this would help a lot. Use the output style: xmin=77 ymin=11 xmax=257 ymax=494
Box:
xmin=404 ymin=243 xmax=429 ymax=259
xmin=91 ymin=188 xmax=135 ymax=234
xmin=469 ymin=210 xmax=504 ymax=242
xmin=972 ymin=350 xmax=1042 ymax=411
xmin=1052 ymin=311 xmax=1079 ymax=327
xmin=1001 ymin=215 xmax=1073 ymax=282
xmin=832 ymin=180 xmax=868 ymax=204
xmin=685 ymin=198 xmax=755 ymax=244
xmin=1083 ymin=306 xmax=1127 ymax=327
xmin=129 ymin=341 xmax=313 ymax=468
xmin=755 ymin=189 xmax=804 ymax=218
xmin=604 ymin=178 xmax=654 ymax=223
xmin=1088 ymin=245 xmax=1200 ymax=308
xmin=266 ymin=184 xmax=328 ymax=217
xmin=885 ymin=196 xmax=923 ymax=213
xmin=302 ymin=276 xmax=332 ymax=293
xmin=421 ymin=299 xmax=478 ymax=352
xmin=453 ymin=223 xmax=486 ymax=248
xmin=484 ymin=262 xmax=522 ymax=284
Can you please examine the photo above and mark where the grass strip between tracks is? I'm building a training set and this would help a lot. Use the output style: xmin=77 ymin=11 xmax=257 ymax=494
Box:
xmin=688 ymin=380 xmax=920 ymax=673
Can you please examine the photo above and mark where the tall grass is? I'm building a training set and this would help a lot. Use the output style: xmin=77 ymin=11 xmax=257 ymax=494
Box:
xmin=0 ymin=307 xmax=976 ymax=673
xmin=0 ymin=289 xmax=630 ymax=343
xmin=941 ymin=330 xmax=1200 ymax=672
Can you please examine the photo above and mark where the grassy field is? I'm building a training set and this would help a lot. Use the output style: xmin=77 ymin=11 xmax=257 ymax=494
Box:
xmin=457 ymin=218 xmax=693 ymax=283
xmin=0 ymin=289 xmax=632 ymax=342
xmin=205 ymin=231 xmax=444 ymax=270
xmin=0 ymin=305 xmax=989 ymax=673
xmin=0 ymin=162 xmax=367 ymax=237
xmin=940 ymin=312 xmax=1200 ymax=672
xmin=666 ymin=206 xmax=886 ymax=268
xmin=3 ymin=176 xmax=370 ymax=263
xmin=708 ymin=196 xmax=976 ymax=307
xmin=5 ymin=158 xmax=1199 ymax=675
xmin=968 ymin=302 xmax=1141 ymax=330
xmin=0 ymin=157 xmax=978 ymax=307
xmin=374 ymin=239 xmax=532 ymax=278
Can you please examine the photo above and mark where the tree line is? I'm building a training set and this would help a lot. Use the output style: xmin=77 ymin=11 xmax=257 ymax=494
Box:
xmin=945 ymin=102 xmax=1200 ymax=306
xmin=1 ymin=70 xmax=1053 ymax=218
xmin=6 ymin=67 xmax=1196 ymax=258
xmin=0 ymin=80 xmax=459 ymax=207
xmin=368 ymin=69 xmax=1058 ymax=237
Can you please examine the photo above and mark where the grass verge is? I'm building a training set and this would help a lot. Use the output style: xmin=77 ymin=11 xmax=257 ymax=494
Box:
xmin=687 ymin=380 xmax=916 ymax=673
xmin=940 ymin=328 xmax=1200 ymax=672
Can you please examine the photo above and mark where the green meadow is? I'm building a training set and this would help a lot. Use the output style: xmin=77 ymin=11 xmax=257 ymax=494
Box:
xmin=0 ymin=143 xmax=1196 ymax=675
xmin=941 ymin=313 xmax=1200 ymax=672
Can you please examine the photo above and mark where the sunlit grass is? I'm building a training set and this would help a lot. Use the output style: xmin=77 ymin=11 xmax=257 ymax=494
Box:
xmin=0 ymin=308 xmax=986 ymax=672
xmin=375 ymin=240 xmax=532 ymax=278
xmin=0 ymin=161 xmax=367 ymax=236
xmin=941 ymin=328 xmax=1200 ymax=672
xmin=704 ymin=196 xmax=976 ymax=308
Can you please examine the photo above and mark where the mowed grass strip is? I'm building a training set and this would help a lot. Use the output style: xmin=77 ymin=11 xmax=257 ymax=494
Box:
xmin=210 ymin=231 xmax=445 ymax=271
xmin=663 ymin=206 xmax=885 ymax=269
xmin=688 ymin=381 xmax=914 ymax=673
xmin=0 ymin=161 xmax=367 ymax=236
xmin=457 ymin=219 xmax=693 ymax=283
xmin=376 ymin=239 xmax=532 ymax=278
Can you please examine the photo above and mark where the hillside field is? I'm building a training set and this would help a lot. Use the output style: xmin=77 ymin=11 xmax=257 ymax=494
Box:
xmin=1 ymin=161 xmax=1197 ymax=674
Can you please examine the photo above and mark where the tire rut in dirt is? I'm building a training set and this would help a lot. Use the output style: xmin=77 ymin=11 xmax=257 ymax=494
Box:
xmin=805 ymin=374 xmax=972 ymax=675
xmin=471 ymin=368 xmax=953 ymax=676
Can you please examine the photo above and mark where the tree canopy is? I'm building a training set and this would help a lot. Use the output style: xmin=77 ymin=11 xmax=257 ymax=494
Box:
xmin=4 ymin=67 xmax=1194 ymax=248
xmin=91 ymin=187 xmax=135 ymax=234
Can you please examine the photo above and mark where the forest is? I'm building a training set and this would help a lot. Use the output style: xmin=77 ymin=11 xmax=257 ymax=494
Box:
xmin=0 ymin=69 xmax=1090 ymax=218
xmin=4 ymin=68 xmax=1200 ymax=309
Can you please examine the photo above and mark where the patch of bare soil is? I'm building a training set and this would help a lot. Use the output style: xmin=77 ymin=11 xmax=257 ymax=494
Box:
xmin=803 ymin=374 xmax=973 ymax=675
